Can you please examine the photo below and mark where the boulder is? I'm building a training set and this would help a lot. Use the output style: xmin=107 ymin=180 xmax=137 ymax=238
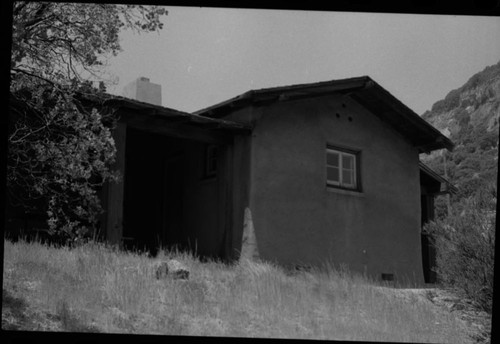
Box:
xmin=155 ymin=259 xmax=189 ymax=280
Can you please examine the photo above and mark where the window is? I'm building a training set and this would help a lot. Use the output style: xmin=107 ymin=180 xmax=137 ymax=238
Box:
xmin=326 ymin=146 xmax=360 ymax=190
xmin=204 ymin=145 xmax=218 ymax=178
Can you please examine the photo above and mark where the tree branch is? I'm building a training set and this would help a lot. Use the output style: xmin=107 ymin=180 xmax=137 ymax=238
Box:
xmin=11 ymin=67 xmax=59 ymax=87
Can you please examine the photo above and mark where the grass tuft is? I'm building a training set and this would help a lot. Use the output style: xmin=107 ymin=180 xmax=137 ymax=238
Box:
xmin=2 ymin=238 xmax=474 ymax=342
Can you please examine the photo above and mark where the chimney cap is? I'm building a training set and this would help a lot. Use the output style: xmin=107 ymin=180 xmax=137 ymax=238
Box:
xmin=139 ymin=77 xmax=150 ymax=82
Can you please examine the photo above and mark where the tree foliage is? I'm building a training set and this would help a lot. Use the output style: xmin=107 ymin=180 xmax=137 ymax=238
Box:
xmin=424 ymin=187 xmax=496 ymax=313
xmin=8 ymin=2 xmax=167 ymax=240
xmin=11 ymin=2 xmax=166 ymax=82
xmin=420 ymin=61 xmax=500 ymax=314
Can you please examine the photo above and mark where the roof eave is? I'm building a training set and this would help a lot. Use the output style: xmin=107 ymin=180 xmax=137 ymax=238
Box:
xmin=356 ymin=81 xmax=455 ymax=153
xmin=194 ymin=77 xmax=371 ymax=118
xmin=419 ymin=162 xmax=458 ymax=194
xmin=193 ymin=90 xmax=255 ymax=117
xmin=416 ymin=138 xmax=454 ymax=154
xmin=99 ymin=94 xmax=252 ymax=133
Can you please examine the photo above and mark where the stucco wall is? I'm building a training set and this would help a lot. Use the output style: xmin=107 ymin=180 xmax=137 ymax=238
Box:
xmin=247 ymin=95 xmax=424 ymax=285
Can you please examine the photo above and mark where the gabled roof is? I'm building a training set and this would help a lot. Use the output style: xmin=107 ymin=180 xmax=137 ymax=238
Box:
xmin=194 ymin=76 xmax=454 ymax=153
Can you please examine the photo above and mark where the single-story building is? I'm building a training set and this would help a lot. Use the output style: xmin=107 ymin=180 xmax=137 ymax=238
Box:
xmin=7 ymin=76 xmax=456 ymax=285
xmin=96 ymin=76 xmax=456 ymax=285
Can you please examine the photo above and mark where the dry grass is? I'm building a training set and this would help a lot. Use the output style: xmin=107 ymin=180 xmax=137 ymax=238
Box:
xmin=2 ymin=238 xmax=474 ymax=342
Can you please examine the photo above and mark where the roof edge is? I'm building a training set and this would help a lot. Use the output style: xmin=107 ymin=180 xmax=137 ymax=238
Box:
xmin=419 ymin=161 xmax=458 ymax=194
xmin=88 ymin=93 xmax=252 ymax=132
xmin=193 ymin=76 xmax=372 ymax=117
xmin=364 ymin=81 xmax=454 ymax=152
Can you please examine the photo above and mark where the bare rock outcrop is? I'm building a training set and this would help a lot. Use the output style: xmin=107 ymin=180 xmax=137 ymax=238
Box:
xmin=154 ymin=259 xmax=189 ymax=280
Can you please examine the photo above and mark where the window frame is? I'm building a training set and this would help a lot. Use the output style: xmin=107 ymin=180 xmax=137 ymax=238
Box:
xmin=204 ymin=144 xmax=218 ymax=179
xmin=326 ymin=145 xmax=361 ymax=192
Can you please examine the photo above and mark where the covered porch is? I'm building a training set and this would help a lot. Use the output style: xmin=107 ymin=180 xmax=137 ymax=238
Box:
xmin=99 ymin=96 xmax=251 ymax=259
xmin=419 ymin=161 xmax=458 ymax=283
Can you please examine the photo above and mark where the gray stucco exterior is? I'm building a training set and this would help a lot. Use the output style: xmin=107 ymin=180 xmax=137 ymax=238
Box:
xmin=244 ymin=95 xmax=424 ymax=283
xmin=193 ymin=76 xmax=454 ymax=285
xmin=95 ymin=76 xmax=453 ymax=286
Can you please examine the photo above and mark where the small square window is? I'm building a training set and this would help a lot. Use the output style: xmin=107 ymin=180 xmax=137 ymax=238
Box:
xmin=326 ymin=146 xmax=360 ymax=191
xmin=205 ymin=145 xmax=218 ymax=178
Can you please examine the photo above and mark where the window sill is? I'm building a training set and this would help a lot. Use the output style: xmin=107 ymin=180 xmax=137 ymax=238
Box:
xmin=326 ymin=186 xmax=365 ymax=197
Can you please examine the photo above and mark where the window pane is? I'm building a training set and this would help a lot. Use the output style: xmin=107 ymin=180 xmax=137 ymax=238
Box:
xmin=326 ymin=151 xmax=339 ymax=167
xmin=342 ymin=169 xmax=353 ymax=186
xmin=206 ymin=145 xmax=217 ymax=176
xmin=327 ymin=166 xmax=340 ymax=183
xmin=207 ymin=158 xmax=216 ymax=173
xmin=342 ymin=154 xmax=354 ymax=169
xmin=326 ymin=147 xmax=359 ymax=190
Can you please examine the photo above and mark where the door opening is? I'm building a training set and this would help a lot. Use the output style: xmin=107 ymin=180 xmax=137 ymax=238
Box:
xmin=421 ymin=194 xmax=437 ymax=284
xmin=161 ymin=155 xmax=185 ymax=252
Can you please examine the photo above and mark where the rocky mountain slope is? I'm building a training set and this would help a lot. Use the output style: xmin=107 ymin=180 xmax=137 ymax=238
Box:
xmin=420 ymin=60 xmax=499 ymax=206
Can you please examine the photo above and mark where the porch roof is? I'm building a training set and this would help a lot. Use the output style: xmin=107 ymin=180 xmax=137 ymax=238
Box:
xmin=101 ymin=95 xmax=252 ymax=133
xmin=419 ymin=161 xmax=458 ymax=195
xmin=194 ymin=76 xmax=454 ymax=154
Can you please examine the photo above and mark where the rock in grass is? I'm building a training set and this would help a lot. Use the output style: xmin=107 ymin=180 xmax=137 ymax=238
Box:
xmin=155 ymin=259 xmax=189 ymax=280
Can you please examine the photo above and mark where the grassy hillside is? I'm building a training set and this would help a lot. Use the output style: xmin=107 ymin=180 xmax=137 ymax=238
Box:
xmin=2 ymin=238 xmax=480 ymax=342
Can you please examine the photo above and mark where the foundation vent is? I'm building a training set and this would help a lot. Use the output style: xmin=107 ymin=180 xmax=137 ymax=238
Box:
xmin=381 ymin=273 xmax=394 ymax=282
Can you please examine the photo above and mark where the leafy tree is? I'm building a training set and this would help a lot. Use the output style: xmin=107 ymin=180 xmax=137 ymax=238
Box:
xmin=421 ymin=61 xmax=498 ymax=318
xmin=8 ymin=2 xmax=167 ymax=241
xmin=424 ymin=186 xmax=496 ymax=313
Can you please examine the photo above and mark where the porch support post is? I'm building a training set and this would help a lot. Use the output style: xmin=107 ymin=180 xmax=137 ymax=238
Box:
xmin=218 ymin=143 xmax=233 ymax=259
xmin=106 ymin=121 xmax=127 ymax=247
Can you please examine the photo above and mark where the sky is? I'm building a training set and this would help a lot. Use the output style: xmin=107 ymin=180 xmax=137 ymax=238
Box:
xmin=105 ymin=7 xmax=500 ymax=115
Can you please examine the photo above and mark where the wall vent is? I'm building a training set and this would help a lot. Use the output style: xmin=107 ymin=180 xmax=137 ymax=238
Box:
xmin=381 ymin=273 xmax=394 ymax=282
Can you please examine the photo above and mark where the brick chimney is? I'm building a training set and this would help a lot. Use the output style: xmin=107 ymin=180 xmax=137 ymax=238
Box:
xmin=122 ymin=77 xmax=162 ymax=106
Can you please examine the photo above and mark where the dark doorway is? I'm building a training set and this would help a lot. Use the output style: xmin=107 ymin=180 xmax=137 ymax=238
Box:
xmin=161 ymin=155 xmax=185 ymax=251
xmin=122 ymin=127 xmax=227 ymax=258
xmin=122 ymin=128 xmax=188 ymax=255
xmin=421 ymin=194 xmax=437 ymax=284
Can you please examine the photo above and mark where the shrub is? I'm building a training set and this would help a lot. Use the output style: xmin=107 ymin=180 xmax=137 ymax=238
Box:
xmin=431 ymin=88 xmax=461 ymax=113
xmin=424 ymin=187 xmax=496 ymax=313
